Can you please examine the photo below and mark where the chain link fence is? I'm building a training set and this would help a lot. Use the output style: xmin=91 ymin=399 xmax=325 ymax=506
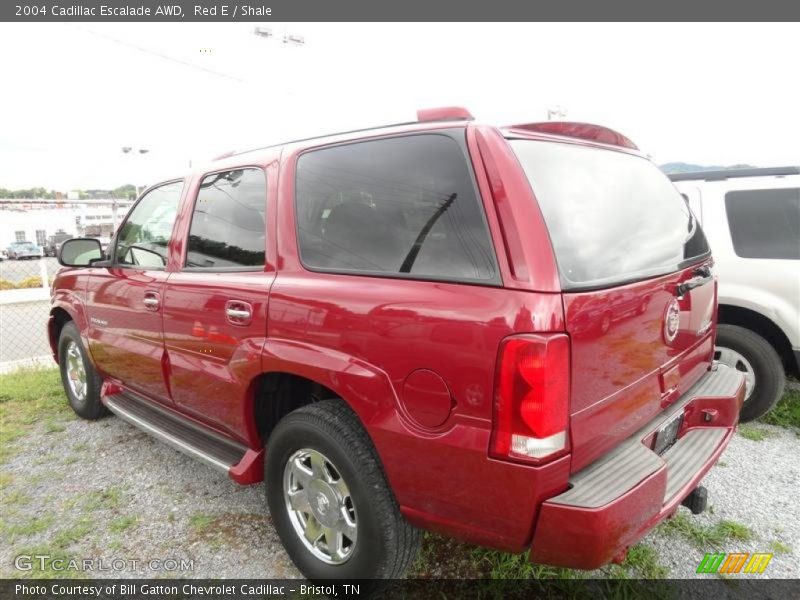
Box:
xmin=0 ymin=256 xmax=56 ymax=372
xmin=0 ymin=198 xmax=131 ymax=373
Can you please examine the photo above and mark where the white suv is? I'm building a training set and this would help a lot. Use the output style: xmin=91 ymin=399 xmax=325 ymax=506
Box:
xmin=671 ymin=167 xmax=800 ymax=421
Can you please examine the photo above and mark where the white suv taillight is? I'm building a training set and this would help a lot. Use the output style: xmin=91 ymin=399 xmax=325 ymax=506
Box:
xmin=489 ymin=334 xmax=570 ymax=464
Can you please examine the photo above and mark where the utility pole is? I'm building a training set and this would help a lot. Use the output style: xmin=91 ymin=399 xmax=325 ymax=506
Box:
xmin=121 ymin=146 xmax=150 ymax=199
xmin=119 ymin=146 xmax=149 ymax=229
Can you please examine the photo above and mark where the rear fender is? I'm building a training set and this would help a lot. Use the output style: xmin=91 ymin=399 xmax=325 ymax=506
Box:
xmin=261 ymin=338 xmax=399 ymax=427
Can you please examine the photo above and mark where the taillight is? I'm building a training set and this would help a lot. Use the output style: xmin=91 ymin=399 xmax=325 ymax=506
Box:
xmin=489 ymin=334 xmax=570 ymax=464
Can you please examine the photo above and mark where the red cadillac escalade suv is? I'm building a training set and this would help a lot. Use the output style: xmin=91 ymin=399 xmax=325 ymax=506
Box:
xmin=50 ymin=107 xmax=745 ymax=581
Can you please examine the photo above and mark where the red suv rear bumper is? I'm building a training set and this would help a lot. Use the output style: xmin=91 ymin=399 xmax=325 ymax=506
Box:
xmin=529 ymin=364 xmax=745 ymax=569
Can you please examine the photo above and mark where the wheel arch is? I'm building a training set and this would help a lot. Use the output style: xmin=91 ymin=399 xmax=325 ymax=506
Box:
xmin=48 ymin=305 xmax=76 ymax=361
xmin=250 ymin=339 xmax=399 ymax=449
xmin=717 ymin=304 xmax=797 ymax=375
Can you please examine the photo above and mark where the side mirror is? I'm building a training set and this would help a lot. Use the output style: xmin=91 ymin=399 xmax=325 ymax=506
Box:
xmin=58 ymin=238 xmax=103 ymax=267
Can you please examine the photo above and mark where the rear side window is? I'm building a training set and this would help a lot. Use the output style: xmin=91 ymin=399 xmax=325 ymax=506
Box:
xmin=295 ymin=133 xmax=498 ymax=283
xmin=186 ymin=168 xmax=267 ymax=269
xmin=510 ymin=140 xmax=710 ymax=290
xmin=725 ymin=188 xmax=800 ymax=259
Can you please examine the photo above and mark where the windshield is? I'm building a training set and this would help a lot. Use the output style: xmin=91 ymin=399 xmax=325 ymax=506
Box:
xmin=510 ymin=139 xmax=709 ymax=290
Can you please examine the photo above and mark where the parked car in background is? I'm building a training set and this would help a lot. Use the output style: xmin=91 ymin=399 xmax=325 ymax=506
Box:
xmin=0 ymin=248 xmax=7 ymax=261
xmin=51 ymin=109 xmax=744 ymax=583
xmin=44 ymin=231 xmax=74 ymax=257
xmin=671 ymin=167 xmax=800 ymax=421
xmin=6 ymin=241 xmax=43 ymax=260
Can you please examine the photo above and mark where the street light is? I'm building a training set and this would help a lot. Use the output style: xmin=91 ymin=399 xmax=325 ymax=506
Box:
xmin=119 ymin=146 xmax=150 ymax=228
xmin=253 ymin=28 xmax=305 ymax=46
xmin=121 ymin=146 xmax=150 ymax=197
xmin=547 ymin=106 xmax=567 ymax=120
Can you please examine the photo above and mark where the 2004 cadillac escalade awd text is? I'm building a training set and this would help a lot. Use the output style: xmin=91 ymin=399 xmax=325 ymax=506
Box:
xmin=50 ymin=107 xmax=745 ymax=582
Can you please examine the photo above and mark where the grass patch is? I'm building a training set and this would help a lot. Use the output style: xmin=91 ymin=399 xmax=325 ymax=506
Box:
xmin=661 ymin=511 xmax=753 ymax=548
xmin=44 ymin=421 xmax=66 ymax=434
xmin=760 ymin=389 xmax=800 ymax=430
xmin=737 ymin=423 xmax=775 ymax=441
xmin=83 ymin=487 xmax=124 ymax=511
xmin=0 ymin=368 xmax=71 ymax=464
xmin=411 ymin=533 xmax=587 ymax=580
xmin=52 ymin=517 xmax=93 ymax=548
xmin=2 ymin=515 xmax=55 ymax=539
xmin=189 ymin=514 xmax=215 ymax=533
xmin=469 ymin=548 xmax=584 ymax=579
xmin=2 ymin=489 xmax=31 ymax=507
xmin=621 ymin=545 xmax=669 ymax=579
xmin=770 ymin=540 xmax=791 ymax=555
xmin=109 ymin=515 xmax=138 ymax=533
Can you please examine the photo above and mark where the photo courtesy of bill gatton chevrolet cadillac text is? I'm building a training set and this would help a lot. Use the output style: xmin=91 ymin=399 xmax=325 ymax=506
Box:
xmin=49 ymin=107 xmax=745 ymax=582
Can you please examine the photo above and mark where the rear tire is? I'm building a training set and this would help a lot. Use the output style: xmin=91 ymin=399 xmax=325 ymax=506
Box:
xmin=58 ymin=321 xmax=107 ymax=420
xmin=716 ymin=324 xmax=784 ymax=422
xmin=265 ymin=400 xmax=420 ymax=584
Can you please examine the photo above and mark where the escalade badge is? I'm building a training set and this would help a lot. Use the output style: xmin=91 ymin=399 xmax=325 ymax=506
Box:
xmin=663 ymin=299 xmax=680 ymax=344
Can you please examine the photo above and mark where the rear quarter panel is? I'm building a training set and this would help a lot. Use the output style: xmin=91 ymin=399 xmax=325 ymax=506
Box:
xmin=266 ymin=134 xmax=569 ymax=549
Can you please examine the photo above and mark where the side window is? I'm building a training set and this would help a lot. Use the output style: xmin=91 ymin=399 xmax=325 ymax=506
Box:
xmin=295 ymin=134 xmax=498 ymax=282
xmin=185 ymin=168 xmax=267 ymax=269
xmin=115 ymin=181 xmax=183 ymax=268
xmin=725 ymin=188 xmax=800 ymax=259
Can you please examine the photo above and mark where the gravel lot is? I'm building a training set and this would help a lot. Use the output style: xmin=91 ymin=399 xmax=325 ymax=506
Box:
xmin=1 ymin=376 xmax=798 ymax=580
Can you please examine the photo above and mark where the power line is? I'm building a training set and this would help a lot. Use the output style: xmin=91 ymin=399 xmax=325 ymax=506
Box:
xmin=79 ymin=26 xmax=247 ymax=83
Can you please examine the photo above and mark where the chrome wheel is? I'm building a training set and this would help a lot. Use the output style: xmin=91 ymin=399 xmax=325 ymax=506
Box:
xmin=283 ymin=448 xmax=357 ymax=565
xmin=65 ymin=340 xmax=87 ymax=402
xmin=715 ymin=346 xmax=755 ymax=401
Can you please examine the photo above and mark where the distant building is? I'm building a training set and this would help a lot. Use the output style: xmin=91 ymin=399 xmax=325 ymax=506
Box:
xmin=0 ymin=200 xmax=132 ymax=248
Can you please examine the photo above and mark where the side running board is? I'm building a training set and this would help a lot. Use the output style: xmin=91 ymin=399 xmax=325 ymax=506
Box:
xmin=104 ymin=392 xmax=248 ymax=473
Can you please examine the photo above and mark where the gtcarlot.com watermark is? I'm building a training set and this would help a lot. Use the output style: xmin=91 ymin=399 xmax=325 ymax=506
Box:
xmin=14 ymin=554 xmax=194 ymax=573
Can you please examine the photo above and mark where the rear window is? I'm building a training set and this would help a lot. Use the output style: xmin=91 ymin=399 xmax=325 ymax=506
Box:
xmin=725 ymin=188 xmax=800 ymax=260
xmin=510 ymin=140 xmax=709 ymax=289
xmin=295 ymin=133 xmax=498 ymax=283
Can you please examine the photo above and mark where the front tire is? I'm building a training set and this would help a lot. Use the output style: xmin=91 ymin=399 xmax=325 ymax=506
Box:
xmin=715 ymin=324 xmax=785 ymax=422
xmin=58 ymin=321 xmax=107 ymax=420
xmin=265 ymin=400 xmax=420 ymax=583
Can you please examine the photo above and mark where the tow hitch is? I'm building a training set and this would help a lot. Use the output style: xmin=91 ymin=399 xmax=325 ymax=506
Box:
xmin=681 ymin=485 xmax=708 ymax=515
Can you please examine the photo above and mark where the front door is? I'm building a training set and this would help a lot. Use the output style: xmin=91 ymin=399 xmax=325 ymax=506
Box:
xmin=161 ymin=168 xmax=273 ymax=441
xmin=86 ymin=180 xmax=184 ymax=403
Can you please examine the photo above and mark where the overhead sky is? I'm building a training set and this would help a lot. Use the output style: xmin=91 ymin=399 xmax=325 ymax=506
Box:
xmin=1 ymin=22 xmax=797 ymax=190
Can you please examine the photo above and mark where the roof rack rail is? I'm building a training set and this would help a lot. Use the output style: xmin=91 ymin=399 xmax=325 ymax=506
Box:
xmin=506 ymin=122 xmax=638 ymax=150
xmin=668 ymin=166 xmax=800 ymax=182
xmin=212 ymin=107 xmax=475 ymax=161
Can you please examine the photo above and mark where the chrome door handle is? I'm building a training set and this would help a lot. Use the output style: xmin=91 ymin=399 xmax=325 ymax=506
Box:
xmin=225 ymin=300 xmax=253 ymax=325
xmin=143 ymin=293 xmax=160 ymax=310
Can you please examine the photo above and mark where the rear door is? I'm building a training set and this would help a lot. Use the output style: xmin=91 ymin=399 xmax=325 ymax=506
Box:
xmin=86 ymin=181 xmax=183 ymax=403
xmin=510 ymin=139 xmax=715 ymax=471
xmin=161 ymin=167 xmax=274 ymax=441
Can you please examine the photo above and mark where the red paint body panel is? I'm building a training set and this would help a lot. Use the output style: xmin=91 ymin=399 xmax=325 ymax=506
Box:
xmin=48 ymin=116 xmax=742 ymax=567
xmin=85 ymin=268 xmax=172 ymax=402
xmin=564 ymin=260 xmax=716 ymax=472
xmin=401 ymin=369 xmax=453 ymax=428
xmin=531 ymin=378 xmax=744 ymax=568
xmin=507 ymin=122 xmax=639 ymax=150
